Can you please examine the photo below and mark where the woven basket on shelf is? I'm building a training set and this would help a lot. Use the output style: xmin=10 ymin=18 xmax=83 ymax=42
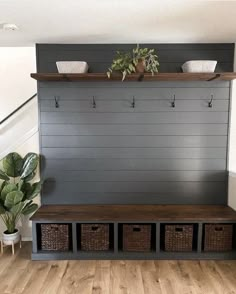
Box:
xmin=123 ymin=224 xmax=151 ymax=252
xmin=204 ymin=224 xmax=233 ymax=252
xmin=81 ymin=224 xmax=110 ymax=251
xmin=165 ymin=224 xmax=193 ymax=252
xmin=41 ymin=224 xmax=70 ymax=251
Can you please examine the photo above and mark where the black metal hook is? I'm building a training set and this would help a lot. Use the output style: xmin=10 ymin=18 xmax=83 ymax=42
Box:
xmin=54 ymin=96 xmax=59 ymax=108
xmin=131 ymin=96 xmax=135 ymax=108
xmin=171 ymin=94 xmax=176 ymax=108
xmin=92 ymin=96 xmax=96 ymax=108
xmin=208 ymin=94 xmax=213 ymax=108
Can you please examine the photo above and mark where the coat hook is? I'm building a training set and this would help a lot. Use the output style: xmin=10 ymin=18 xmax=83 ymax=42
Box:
xmin=54 ymin=96 xmax=59 ymax=108
xmin=92 ymin=96 xmax=96 ymax=108
xmin=208 ymin=94 xmax=213 ymax=108
xmin=171 ymin=94 xmax=176 ymax=108
xmin=131 ymin=96 xmax=135 ymax=108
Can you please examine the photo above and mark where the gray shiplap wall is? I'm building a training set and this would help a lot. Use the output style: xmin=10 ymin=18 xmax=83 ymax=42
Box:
xmin=37 ymin=44 xmax=234 ymax=205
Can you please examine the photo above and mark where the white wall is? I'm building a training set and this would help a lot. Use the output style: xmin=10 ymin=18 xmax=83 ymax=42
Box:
xmin=0 ymin=47 xmax=36 ymax=119
xmin=228 ymin=44 xmax=236 ymax=209
xmin=0 ymin=47 xmax=39 ymax=240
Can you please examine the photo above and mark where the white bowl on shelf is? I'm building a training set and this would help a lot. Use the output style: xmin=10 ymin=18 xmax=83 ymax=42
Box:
xmin=182 ymin=60 xmax=217 ymax=73
xmin=56 ymin=61 xmax=89 ymax=73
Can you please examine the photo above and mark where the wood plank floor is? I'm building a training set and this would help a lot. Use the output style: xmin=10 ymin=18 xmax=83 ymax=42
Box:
xmin=1 ymin=243 xmax=236 ymax=294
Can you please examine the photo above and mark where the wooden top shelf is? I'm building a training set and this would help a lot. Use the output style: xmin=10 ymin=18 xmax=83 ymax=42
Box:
xmin=31 ymin=205 xmax=236 ymax=222
xmin=31 ymin=72 xmax=236 ymax=82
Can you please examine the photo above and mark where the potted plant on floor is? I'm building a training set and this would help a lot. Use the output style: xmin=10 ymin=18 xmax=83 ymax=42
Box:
xmin=107 ymin=44 xmax=159 ymax=80
xmin=0 ymin=152 xmax=42 ymax=245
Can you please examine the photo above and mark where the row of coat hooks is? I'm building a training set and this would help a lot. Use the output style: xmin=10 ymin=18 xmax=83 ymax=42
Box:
xmin=54 ymin=94 xmax=214 ymax=109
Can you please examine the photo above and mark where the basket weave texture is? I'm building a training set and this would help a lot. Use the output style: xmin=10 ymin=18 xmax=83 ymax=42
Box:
xmin=123 ymin=224 xmax=152 ymax=252
xmin=165 ymin=225 xmax=193 ymax=252
xmin=204 ymin=224 xmax=233 ymax=252
xmin=81 ymin=224 xmax=110 ymax=251
xmin=41 ymin=224 xmax=70 ymax=251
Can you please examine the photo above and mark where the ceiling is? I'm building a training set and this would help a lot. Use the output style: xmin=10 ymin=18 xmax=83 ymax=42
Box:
xmin=0 ymin=0 xmax=236 ymax=46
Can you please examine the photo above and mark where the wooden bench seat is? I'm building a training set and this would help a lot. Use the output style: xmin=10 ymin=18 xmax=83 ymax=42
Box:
xmin=31 ymin=204 xmax=236 ymax=222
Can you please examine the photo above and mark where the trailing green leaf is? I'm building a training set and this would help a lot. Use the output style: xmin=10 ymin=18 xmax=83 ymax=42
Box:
xmin=2 ymin=152 xmax=23 ymax=177
xmin=107 ymin=45 xmax=159 ymax=80
xmin=20 ymin=153 xmax=39 ymax=179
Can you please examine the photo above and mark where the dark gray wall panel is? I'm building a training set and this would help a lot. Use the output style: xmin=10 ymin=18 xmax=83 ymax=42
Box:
xmin=42 ymin=182 xmax=227 ymax=205
xmin=40 ymin=99 xmax=229 ymax=112
xmin=42 ymin=159 xmax=226 ymax=171
xmin=39 ymin=84 xmax=230 ymax=95
xmin=41 ymin=147 xmax=226 ymax=159
xmin=41 ymin=135 xmax=227 ymax=148
xmin=40 ymin=112 xmax=228 ymax=124
xmin=37 ymin=43 xmax=234 ymax=73
xmin=41 ymin=124 xmax=228 ymax=136
xmin=43 ymin=170 xmax=227 ymax=182
xmin=37 ymin=43 xmax=233 ymax=205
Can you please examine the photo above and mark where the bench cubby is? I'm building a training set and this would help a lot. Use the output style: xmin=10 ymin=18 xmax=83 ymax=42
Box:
xmin=31 ymin=205 xmax=236 ymax=260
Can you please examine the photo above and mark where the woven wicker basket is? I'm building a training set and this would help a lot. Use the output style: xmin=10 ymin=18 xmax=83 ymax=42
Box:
xmin=204 ymin=224 xmax=233 ymax=252
xmin=81 ymin=224 xmax=110 ymax=251
xmin=123 ymin=224 xmax=151 ymax=252
xmin=165 ymin=225 xmax=193 ymax=252
xmin=41 ymin=224 xmax=70 ymax=251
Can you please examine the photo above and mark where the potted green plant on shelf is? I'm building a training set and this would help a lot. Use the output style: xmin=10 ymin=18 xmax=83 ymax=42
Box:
xmin=107 ymin=44 xmax=160 ymax=81
xmin=0 ymin=152 xmax=42 ymax=245
xmin=107 ymin=51 xmax=136 ymax=81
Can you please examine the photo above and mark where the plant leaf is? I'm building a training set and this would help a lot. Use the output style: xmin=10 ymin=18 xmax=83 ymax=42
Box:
xmin=10 ymin=202 xmax=24 ymax=215
xmin=3 ymin=153 xmax=23 ymax=177
xmin=1 ymin=184 xmax=18 ymax=202
xmin=0 ymin=204 xmax=6 ymax=214
xmin=4 ymin=191 xmax=24 ymax=209
xmin=26 ymin=181 xmax=42 ymax=200
xmin=22 ymin=203 xmax=38 ymax=215
xmin=21 ymin=182 xmax=32 ymax=200
xmin=24 ymin=171 xmax=36 ymax=182
xmin=0 ymin=170 xmax=10 ymax=181
xmin=20 ymin=153 xmax=39 ymax=179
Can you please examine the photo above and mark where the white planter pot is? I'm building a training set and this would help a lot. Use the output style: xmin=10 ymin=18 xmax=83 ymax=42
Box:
xmin=56 ymin=61 xmax=89 ymax=73
xmin=2 ymin=229 xmax=20 ymax=245
xmin=182 ymin=60 xmax=217 ymax=73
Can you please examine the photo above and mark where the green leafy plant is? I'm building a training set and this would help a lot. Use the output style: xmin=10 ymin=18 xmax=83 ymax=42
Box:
xmin=0 ymin=152 xmax=42 ymax=233
xmin=107 ymin=51 xmax=136 ymax=81
xmin=132 ymin=45 xmax=159 ymax=74
xmin=107 ymin=45 xmax=159 ymax=81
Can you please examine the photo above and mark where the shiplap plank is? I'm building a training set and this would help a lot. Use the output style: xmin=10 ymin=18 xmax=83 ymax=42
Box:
xmin=43 ymin=170 xmax=227 ymax=182
xmin=41 ymin=124 xmax=228 ymax=136
xmin=41 ymin=147 xmax=226 ymax=159
xmin=41 ymin=135 xmax=227 ymax=148
xmin=40 ymin=112 xmax=228 ymax=124
xmin=43 ymin=158 xmax=226 ymax=171
xmin=40 ymin=99 xmax=229 ymax=112
xmin=39 ymin=87 xmax=230 ymax=99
